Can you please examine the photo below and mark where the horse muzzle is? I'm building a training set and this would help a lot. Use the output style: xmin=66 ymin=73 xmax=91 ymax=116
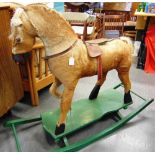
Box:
xmin=12 ymin=52 xmax=31 ymax=63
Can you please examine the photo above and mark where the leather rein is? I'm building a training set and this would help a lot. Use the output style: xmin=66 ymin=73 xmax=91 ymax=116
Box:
xmin=44 ymin=38 xmax=115 ymax=60
xmin=44 ymin=39 xmax=78 ymax=60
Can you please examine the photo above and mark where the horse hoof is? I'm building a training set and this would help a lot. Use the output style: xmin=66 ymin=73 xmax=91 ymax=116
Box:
xmin=124 ymin=90 xmax=133 ymax=104
xmin=55 ymin=123 xmax=65 ymax=135
xmin=89 ymin=84 xmax=101 ymax=100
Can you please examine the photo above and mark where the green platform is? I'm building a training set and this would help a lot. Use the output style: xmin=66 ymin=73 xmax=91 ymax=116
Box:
xmin=42 ymin=88 xmax=127 ymax=140
xmin=4 ymin=84 xmax=154 ymax=152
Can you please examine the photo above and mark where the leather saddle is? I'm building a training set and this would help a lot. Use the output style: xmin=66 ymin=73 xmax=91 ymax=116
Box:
xmin=85 ymin=38 xmax=114 ymax=58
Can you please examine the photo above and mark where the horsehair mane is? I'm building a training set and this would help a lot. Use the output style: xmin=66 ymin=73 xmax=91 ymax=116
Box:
xmin=27 ymin=3 xmax=49 ymax=7
xmin=22 ymin=4 xmax=77 ymax=56
xmin=11 ymin=4 xmax=76 ymax=36
xmin=25 ymin=4 xmax=76 ymax=35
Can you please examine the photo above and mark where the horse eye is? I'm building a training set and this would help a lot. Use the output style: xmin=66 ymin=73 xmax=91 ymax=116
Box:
xmin=19 ymin=24 xmax=23 ymax=27
xmin=16 ymin=37 xmax=21 ymax=43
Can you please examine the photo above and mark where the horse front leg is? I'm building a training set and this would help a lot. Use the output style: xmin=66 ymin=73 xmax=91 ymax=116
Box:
xmin=55 ymin=82 xmax=77 ymax=135
xmin=118 ymin=71 xmax=133 ymax=104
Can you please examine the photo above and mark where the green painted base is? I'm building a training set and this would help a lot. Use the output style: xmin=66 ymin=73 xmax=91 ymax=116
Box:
xmin=3 ymin=84 xmax=154 ymax=152
xmin=41 ymin=89 xmax=128 ymax=140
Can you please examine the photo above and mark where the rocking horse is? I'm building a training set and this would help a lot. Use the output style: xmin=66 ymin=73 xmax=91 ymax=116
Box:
xmin=9 ymin=5 xmax=133 ymax=135
xmin=5 ymin=4 xmax=153 ymax=151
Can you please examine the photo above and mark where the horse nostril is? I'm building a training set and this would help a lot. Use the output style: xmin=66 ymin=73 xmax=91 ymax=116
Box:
xmin=16 ymin=38 xmax=21 ymax=43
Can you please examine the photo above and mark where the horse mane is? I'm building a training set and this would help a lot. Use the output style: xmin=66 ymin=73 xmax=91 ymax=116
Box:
xmin=25 ymin=4 xmax=76 ymax=36
xmin=23 ymin=4 xmax=77 ymax=55
xmin=26 ymin=3 xmax=49 ymax=8
xmin=11 ymin=8 xmax=25 ymax=27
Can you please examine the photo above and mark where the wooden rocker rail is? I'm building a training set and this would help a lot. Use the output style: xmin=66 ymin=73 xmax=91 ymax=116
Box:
xmin=3 ymin=84 xmax=154 ymax=152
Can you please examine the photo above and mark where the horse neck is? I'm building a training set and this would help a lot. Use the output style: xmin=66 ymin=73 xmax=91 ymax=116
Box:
xmin=26 ymin=6 xmax=77 ymax=56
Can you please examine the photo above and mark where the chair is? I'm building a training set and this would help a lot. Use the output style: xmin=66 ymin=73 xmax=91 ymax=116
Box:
xmin=103 ymin=14 xmax=125 ymax=38
xmin=122 ymin=2 xmax=139 ymax=40
xmin=62 ymin=12 xmax=96 ymax=41
xmin=92 ymin=13 xmax=105 ymax=39
xmin=18 ymin=39 xmax=54 ymax=106
xmin=123 ymin=30 xmax=136 ymax=40
xmin=123 ymin=18 xmax=137 ymax=40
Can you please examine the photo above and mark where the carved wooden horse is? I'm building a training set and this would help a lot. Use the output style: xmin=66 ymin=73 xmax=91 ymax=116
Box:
xmin=10 ymin=5 xmax=133 ymax=135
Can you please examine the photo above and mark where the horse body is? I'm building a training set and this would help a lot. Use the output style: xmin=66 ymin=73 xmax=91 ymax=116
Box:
xmin=48 ymin=38 xmax=132 ymax=83
xmin=10 ymin=5 xmax=133 ymax=135
xmin=48 ymin=39 xmax=96 ymax=80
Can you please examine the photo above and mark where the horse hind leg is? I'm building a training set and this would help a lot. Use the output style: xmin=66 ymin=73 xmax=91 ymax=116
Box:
xmin=89 ymin=73 xmax=107 ymax=100
xmin=49 ymin=77 xmax=62 ymax=98
xmin=118 ymin=71 xmax=133 ymax=104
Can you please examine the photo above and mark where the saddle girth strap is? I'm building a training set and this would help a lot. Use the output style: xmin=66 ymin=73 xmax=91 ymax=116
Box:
xmin=97 ymin=56 xmax=103 ymax=81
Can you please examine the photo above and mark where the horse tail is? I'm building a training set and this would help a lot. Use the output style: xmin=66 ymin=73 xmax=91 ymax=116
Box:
xmin=120 ymin=36 xmax=134 ymax=54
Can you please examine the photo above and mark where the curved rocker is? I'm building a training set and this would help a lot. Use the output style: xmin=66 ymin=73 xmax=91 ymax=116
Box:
xmin=54 ymin=98 xmax=153 ymax=152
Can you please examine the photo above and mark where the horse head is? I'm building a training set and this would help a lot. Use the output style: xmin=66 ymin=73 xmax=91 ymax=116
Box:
xmin=10 ymin=7 xmax=37 ymax=54
xmin=10 ymin=4 xmax=78 ymax=57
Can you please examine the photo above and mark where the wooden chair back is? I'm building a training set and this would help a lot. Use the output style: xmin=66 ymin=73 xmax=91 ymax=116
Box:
xmin=18 ymin=40 xmax=54 ymax=106
xmin=103 ymin=14 xmax=125 ymax=36
xmin=93 ymin=13 xmax=105 ymax=39
xmin=32 ymin=42 xmax=50 ymax=80
xmin=62 ymin=12 xmax=96 ymax=41
xmin=92 ymin=13 xmax=125 ymax=39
